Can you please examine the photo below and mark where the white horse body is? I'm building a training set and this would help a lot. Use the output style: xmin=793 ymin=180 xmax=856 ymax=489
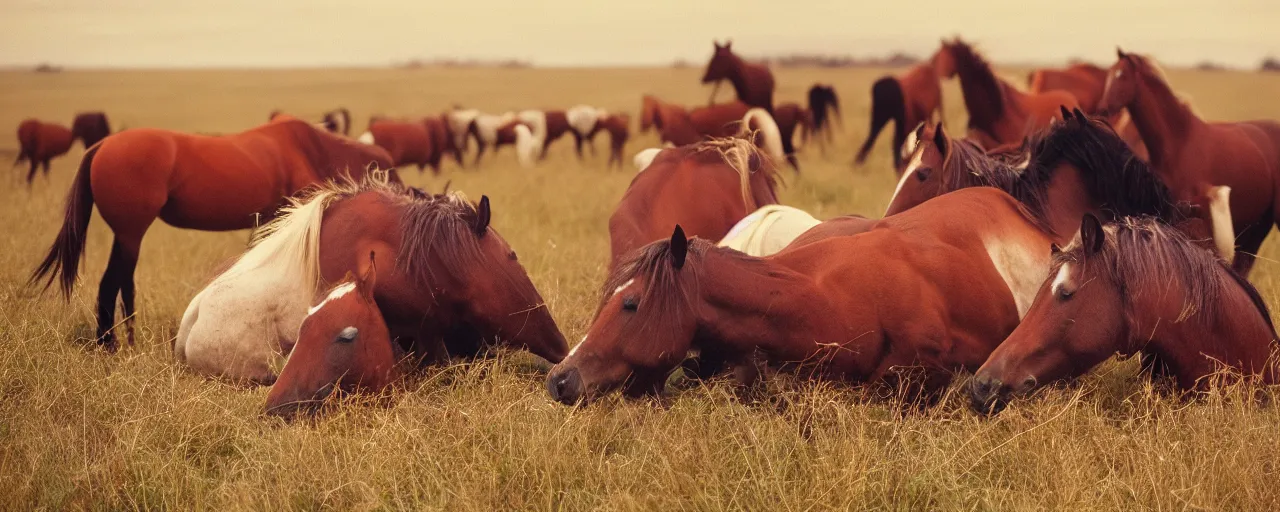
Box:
xmin=473 ymin=112 xmax=516 ymax=144
xmin=566 ymin=105 xmax=604 ymax=137
xmin=717 ymin=204 xmax=822 ymax=257
xmin=517 ymin=110 xmax=548 ymax=159
xmin=173 ymin=188 xmax=333 ymax=384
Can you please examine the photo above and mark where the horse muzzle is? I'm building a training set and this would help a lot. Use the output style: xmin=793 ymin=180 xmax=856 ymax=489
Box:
xmin=264 ymin=382 xmax=336 ymax=420
xmin=546 ymin=366 xmax=585 ymax=406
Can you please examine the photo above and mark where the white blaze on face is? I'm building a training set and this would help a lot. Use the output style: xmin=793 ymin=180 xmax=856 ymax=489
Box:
xmin=887 ymin=145 xmax=926 ymax=215
xmin=983 ymin=235 xmax=1051 ymax=318
xmin=1050 ymin=262 xmax=1073 ymax=296
xmin=307 ymin=282 xmax=356 ymax=317
xmin=568 ymin=334 xmax=586 ymax=358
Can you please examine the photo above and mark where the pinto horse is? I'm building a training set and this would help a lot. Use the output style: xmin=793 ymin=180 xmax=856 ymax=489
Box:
xmin=1099 ymin=50 xmax=1280 ymax=276
xmin=547 ymin=187 xmax=1054 ymax=404
xmin=855 ymin=44 xmax=956 ymax=168
xmin=568 ymin=106 xmax=631 ymax=168
xmin=468 ymin=112 xmax=526 ymax=166
xmin=266 ymin=179 xmax=569 ymax=417
xmin=971 ymin=215 xmax=1279 ymax=415
xmin=15 ymin=113 xmax=112 ymax=185
xmin=516 ymin=109 xmax=573 ymax=161
xmin=946 ymin=39 xmax=1078 ymax=149
xmin=30 ymin=117 xmax=396 ymax=351
xmin=606 ymin=138 xmax=780 ymax=273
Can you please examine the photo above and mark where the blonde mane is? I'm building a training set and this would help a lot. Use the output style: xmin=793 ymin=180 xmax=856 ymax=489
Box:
xmin=696 ymin=136 xmax=778 ymax=211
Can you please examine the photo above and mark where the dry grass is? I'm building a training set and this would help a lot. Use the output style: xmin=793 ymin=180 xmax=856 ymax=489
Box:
xmin=2 ymin=65 xmax=1280 ymax=510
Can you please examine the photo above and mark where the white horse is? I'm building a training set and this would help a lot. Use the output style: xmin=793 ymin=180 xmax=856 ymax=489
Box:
xmin=173 ymin=184 xmax=342 ymax=385
xmin=717 ymin=204 xmax=822 ymax=257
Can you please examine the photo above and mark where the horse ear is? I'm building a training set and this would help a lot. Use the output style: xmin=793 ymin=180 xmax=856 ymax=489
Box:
xmin=473 ymin=195 xmax=491 ymax=236
xmin=1080 ymin=214 xmax=1105 ymax=255
xmin=933 ymin=122 xmax=949 ymax=155
xmin=358 ymin=251 xmax=378 ymax=301
xmin=1072 ymin=107 xmax=1087 ymax=120
xmin=1060 ymin=105 xmax=1072 ymax=120
xmin=670 ymin=225 xmax=688 ymax=270
xmin=1116 ymin=47 xmax=1126 ymax=59
xmin=441 ymin=179 xmax=452 ymax=195
xmin=724 ymin=40 xmax=732 ymax=49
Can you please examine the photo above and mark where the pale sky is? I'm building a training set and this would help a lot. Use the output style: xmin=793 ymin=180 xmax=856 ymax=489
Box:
xmin=2 ymin=0 xmax=1278 ymax=68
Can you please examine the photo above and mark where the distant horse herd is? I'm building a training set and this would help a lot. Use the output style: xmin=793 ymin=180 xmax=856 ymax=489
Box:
xmin=14 ymin=39 xmax=1280 ymax=418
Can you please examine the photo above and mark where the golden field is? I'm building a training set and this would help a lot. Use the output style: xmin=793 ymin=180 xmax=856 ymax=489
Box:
xmin=3 ymin=65 xmax=1280 ymax=510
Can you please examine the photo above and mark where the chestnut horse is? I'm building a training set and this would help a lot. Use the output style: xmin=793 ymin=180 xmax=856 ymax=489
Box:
xmin=267 ymin=180 xmax=569 ymax=417
xmin=15 ymin=113 xmax=112 ymax=185
xmin=1098 ymin=50 xmax=1280 ymax=276
xmin=947 ymin=39 xmax=1078 ymax=149
xmin=884 ymin=112 xmax=1234 ymax=258
xmin=855 ymin=43 xmax=956 ymax=168
xmin=971 ymin=215 xmax=1279 ymax=415
xmin=547 ymin=187 xmax=1054 ymax=404
xmin=30 ymin=117 xmax=396 ymax=351
xmin=702 ymin=40 xmax=800 ymax=170
xmin=607 ymin=139 xmax=780 ymax=272
xmin=639 ymin=96 xmax=789 ymax=169
xmin=363 ymin=118 xmax=438 ymax=174
xmin=1028 ymin=62 xmax=1148 ymax=159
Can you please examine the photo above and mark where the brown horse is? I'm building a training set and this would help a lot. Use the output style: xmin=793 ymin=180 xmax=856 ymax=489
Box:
xmin=363 ymin=119 xmax=436 ymax=174
xmin=1027 ymin=62 xmax=1148 ymax=159
xmin=15 ymin=113 xmax=112 ymax=185
xmin=805 ymin=84 xmax=841 ymax=151
xmin=569 ymin=107 xmax=632 ymax=168
xmin=269 ymin=108 xmax=351 ymax=136
xmin=639 ymin=96 xmax=793 ymax=170
xmin=547 ymin=187 xmax=1054 ymax=404
xmin=947 ymin=39 xmax=1078 ymax=149
xmin=884 ymin=112 xmax=1233 ymax=258
xmin=1098 ymin=50 xmax=1280 ymax=276
xmin=702 ymin=41 xmax=800 ymax=170
xmin=30 ymin=116 xmax=396 ymax=351
xmin=971 ymin=215 xmax=1279 ymax=415
xmin=267 ymin=179 xmax=569 ymax=416
xmin=607 ymin=139 xmax=780 ymax=273
xmin=855 ymin=44 xmax=956 ymax=168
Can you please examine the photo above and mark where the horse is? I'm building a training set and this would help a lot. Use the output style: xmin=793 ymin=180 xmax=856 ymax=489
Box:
xmin=638 ymin=96 xmax=787 ymax=169
xmin=701 ymin=40 xmax=800 ymax=170
xmin=883 ymin=110 xmax=1235 ymax=260
xmin=716 ymin=204 xmax=821 ymax=257
xmin=946 ymin=39 xmax=1079 ymax=149
xmin=970 ymin=214 xmax=1279 ymax=415
xmin=771 ymin=102 xmax=810 ymax=155
xmin=30 ymin=116 xmax=396 ymax=351
xmin=15 ymin=113 xmax=111 ymax=185
xmin=266 ymin=254 xmax=394 ymax=417
xmin=567 ymin=106 xmax=632 ymax=168
xmin=174 ymin=185 xmax=339 ymax=384
xmin=1027 ymin=62 xmax=1148 ymax=159
xmin=362 ymin=118 xmax=437 ymax=174
xmin=805 ymin=84 xmax=841 ymax=152
xmin=468 ymin=112 xmax=523 ymax=166
xmin=446 ymin=108 xmax=481 ymax=159
xmin=516 ymin=109 xmax=572 ymax=161
xmin=269 ymin=108 xmax=352 ymax=136
xmin=1098 ymin=50 xmax=1280 ymax=276
xmin=855 ymin=43 xmax=956 ymax=168
xmin=606 ymin=138 xmax=780 ymax=273
xmin=266 ymin=179 xmax=570 ymax=417
xmin=546 ymin=187 xmax=1055 ymax=404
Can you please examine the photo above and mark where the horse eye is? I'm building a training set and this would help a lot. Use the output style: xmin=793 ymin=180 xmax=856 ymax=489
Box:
xmin=508 ymin=251 xmax=518 ymax=261
xmin=915 ymin=168 xmax=932 ymax=181
xmin=336 ymin=326 xmax=359 ymax=343
xmin=1058 ymin=288 xmax=1075 ymax=300
xmin=621 ymin=296 xmax=639 ymax=312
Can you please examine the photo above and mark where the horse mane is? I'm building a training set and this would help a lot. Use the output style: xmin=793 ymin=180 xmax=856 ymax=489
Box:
xmin=1127 ymin=54 xmax=1201 ymax=116
xmin=694 ymin=136 xmax=780 ymax=210
xmin=947 ymin=39 xmax=1005 ymax=128
xmin=597 ymin=237 xmax=764 ymax=327
xmin=1057 ymin=217 xmax=1277 ymax=341
xmin=393 ymin=188 xmax=489 ymax=289
xmin=1023 ymin=111 xmax=1181 ymax=222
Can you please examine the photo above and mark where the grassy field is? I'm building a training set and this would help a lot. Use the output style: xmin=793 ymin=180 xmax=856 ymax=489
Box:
xmin=3 ymin=64 xmax=1280 ymax=510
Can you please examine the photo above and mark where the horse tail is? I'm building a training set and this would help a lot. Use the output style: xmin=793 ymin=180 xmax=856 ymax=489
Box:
xmin=31 ymin=142 xmax=100 ymax=297
xmin=742 ymin=108 xmax=785 ymax=168
xmin=807 ymin=86 xmax=830 ymax=135
xmin=855 ymin=77 xmax=905 ymax=165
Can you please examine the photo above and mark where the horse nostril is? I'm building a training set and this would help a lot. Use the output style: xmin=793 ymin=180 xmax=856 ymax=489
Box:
xmin=547 ymin=367 xmax=584 ymax=405
xmin=1020 ymin=375 xmax=1038 ymax=392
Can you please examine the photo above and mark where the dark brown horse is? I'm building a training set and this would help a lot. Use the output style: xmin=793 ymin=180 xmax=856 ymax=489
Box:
xmin=15 ymin=113 xmax=112 ymax=185
xmin=806 ymin=84 xmax=841 ymax=151
xmin=266 ymin=179 xmax=569 ymax=417
xmin=971 ymin=215 xmax=1279 ymax=415
xmin=607 ymin=139 xmax=780 ymax=273
xmin=1098 ymin=50 xmax=1280 ymax=276
xmin=855 ymin=44 xmax=956 ymax=168
xmin=947 ymin=39 xmax=1079 ymax=149
xmin=547 ymin=187 xmax=1054 ymax=404
xmin=31 ymin=116 xmax=396 ymax=351
xmin=702 ymin=41 xmax=799 ymax=170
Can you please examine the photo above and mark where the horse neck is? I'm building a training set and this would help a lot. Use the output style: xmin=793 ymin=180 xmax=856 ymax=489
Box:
xmin=1135 ymin=275 xmax=1278 ymax=387
xmin=722 ymin=55 xmax=756 ymax=105
xmin=1038 ymin=165 xmax=1094 ymax=243
xmin=956 ymin=61 xmax=1004 ymax=128
xmin=1128 ymin=73 xmax=1197 ymax=168
xmin=691 ymin=249 xmax=833 ymax=360
xmin=748 ymin=171 xmax=778 ymax=208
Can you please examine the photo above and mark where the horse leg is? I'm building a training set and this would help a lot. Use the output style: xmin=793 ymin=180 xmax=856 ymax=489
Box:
xmin=26 ymin=159 xmax=39 ymax=186
xmin=96 ymin=237 xmax=143 ymax=349
xmin=890 ymin=121 xmax=907 ymax=171
xmin=472 ymin=140 xmax=487 ymax=167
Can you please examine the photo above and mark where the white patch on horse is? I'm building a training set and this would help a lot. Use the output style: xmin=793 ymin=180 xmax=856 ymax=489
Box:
xmin=1207 ymin=186 xmax=1235 ymax=264
xmin=568 ymin=334 xmax=587 ymax=358
xmin=1050 ymin=262 xmax=1072 ymax=296
xmin=887 ymin=146 xmax=925 ymax=213
xmin=307 ymin=282 xmax=356 ymax=317
xmin=983 ymin=235 xmax=1050 ymax=318
xmin=633 ymin=148 xmax=662 ymax=172
xmin=566 ymin=105 xmax=601 ymax=136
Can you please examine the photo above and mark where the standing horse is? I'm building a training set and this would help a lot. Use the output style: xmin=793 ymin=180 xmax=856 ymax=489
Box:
xmin=516 ymin=109 xmax=573 ymax=161
xmin=424 ymin=114 xmax=464 ymax=170
xmin=266 ymin=180 xmax=570 ymax=417
xmin=806 ymin=84 xmax=841 ymax=151
xmin=971 ymin=215 xmax=1279 ymax=415
xmin=855 ymin=43 xmax=956 ymax=168
xmin=547 ymin=187 xmax=1054 ymax=404
xmin=702 ymin=40 xmax=800 ymax=170
xmin=1028 ymin=62 xmax=1148 ymax=159
xmin=15 ymin=113 xmax=112 ymax=185
xmin=568 ymin=106 xmax=633 ymax=168
xmin=947 ymin=39 xmax=1078 ymax=149
xmin=884 ymin=112 xmax=1234 ymax=258
xmin=607 ymin=139 xmax=780 ymax=272
xmin=30 ymin=117 xmax=396 ymax=351
xmin=638 ymin=96 xmax=787 ymax=169
xmin=1098 ymin=50 xmax=1280 ymax=276
xmin=468 ymin=112 xmax=524 ymax=166
xmin=363 ymin=118 xmax=437 ymax=174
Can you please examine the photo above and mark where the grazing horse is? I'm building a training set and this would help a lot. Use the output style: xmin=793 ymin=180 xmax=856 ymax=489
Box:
xmin=971 ymin=215 xmax=1279 ymax=415
xmin=716 ymin=204 xmax=821 ymax=257
xmin=468 ymin=112 xmax=524 ymax=166
xmin=947 ymin=39 xmax=1078 ymax=149
xmin=607 ymin=139 xmax=780 ymax=272
xmin=363 ymin=118 xmax=437 ymax=174
xmin=15 ymin=113 xmax=112 ymax=185
xmin=1098 ymin=50 xmax=1280 ymax=276
xmin=856 ymin=43 xmax=957 ymax=168
xmin=174 ymin=185 xmax=339 ymax=384
xmin=568 ymin=106 xmax=632 ymax=168
xmin=884 ymin=112 xmax=1234 ymax=258
xmin=806 ymin=84 xmax=841 ymax=151
xmin=546 ymin=187 xmax=1054 ymax=404
xmin=266 ymin=180 xmax=569 ymax=417
xmin=516 ymin=109 xmax=573 ymax=160
xmin=30 ymin=117 xmax=396 ymax=351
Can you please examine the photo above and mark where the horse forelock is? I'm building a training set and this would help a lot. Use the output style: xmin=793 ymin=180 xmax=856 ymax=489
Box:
xmin=938 ymin=138 xmax=1057 ymax=234
xmin=596 ymin=238 xmax=712 ymax=327
xmin=397 ymin=189 xmax=493 ymax=292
